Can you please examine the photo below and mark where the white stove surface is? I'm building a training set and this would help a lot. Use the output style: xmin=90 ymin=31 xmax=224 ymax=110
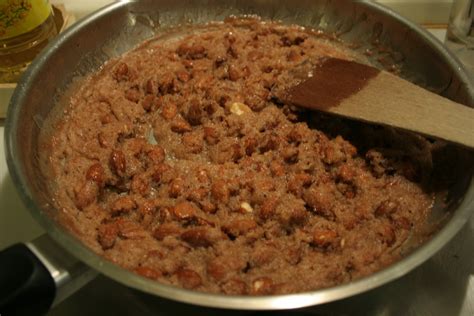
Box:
xmin=1 ymin=2 xmax=473 ymax=315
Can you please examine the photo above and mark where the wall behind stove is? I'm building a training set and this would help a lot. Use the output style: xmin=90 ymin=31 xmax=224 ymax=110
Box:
xmin=51 ymin=0 xmax=453 ymax=25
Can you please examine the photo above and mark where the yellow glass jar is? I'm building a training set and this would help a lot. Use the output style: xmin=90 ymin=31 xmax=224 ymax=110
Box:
xmin=0 ymin=0 xmax=57 ymax=83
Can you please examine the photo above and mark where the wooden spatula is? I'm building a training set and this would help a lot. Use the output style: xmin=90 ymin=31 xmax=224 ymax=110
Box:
xmin=282 ymin=58 xmax=474 ymax=149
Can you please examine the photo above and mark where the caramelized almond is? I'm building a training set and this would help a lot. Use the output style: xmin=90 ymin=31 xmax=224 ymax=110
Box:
xmin=176 ymin=268 xmax=202 ymax=289
xmin=172 ymin=201 xmax=197 ymax=220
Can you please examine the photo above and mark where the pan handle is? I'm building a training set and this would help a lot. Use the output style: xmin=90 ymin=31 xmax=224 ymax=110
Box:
xmin=0 ymin=235 xmax=97 ymax=315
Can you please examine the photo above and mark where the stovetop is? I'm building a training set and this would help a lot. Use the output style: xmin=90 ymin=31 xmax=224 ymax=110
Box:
xmin=45 ymin=219 xmax=474 ymax=316
xmin=0 ymin=3 xmax=473 ymax=315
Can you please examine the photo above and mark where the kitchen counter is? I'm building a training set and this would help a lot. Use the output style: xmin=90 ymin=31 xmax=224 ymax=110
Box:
xmin=1 ymin=1 xmax=473 ymax=315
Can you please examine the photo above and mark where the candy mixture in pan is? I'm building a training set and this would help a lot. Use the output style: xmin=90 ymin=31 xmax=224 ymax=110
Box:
xmin=41 ymin=18 xmax=432 ymax=295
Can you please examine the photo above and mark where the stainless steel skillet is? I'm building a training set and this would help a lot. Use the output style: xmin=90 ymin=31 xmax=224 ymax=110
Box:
xmin=2 ymin=0 xmax=474 ymax=314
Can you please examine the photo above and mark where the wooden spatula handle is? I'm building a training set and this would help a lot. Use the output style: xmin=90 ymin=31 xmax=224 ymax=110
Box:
xmin=327 ymin=71 xmax=474 ymax=149
xmin=285 ymin=58 xmax=474 ymax=149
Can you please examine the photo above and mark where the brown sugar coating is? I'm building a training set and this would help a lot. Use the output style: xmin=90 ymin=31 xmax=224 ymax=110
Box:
xmin=42 ymin=18 xmax=433 ymax=295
